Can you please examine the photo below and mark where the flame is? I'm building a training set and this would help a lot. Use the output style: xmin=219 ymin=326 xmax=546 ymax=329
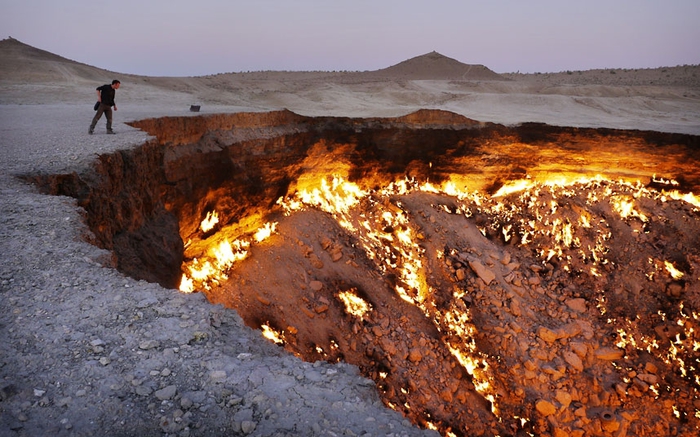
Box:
xmin=611 ymin=195 xmax=648 ymax=222
xmin=180 ymin=170 xmax=700 ymax=433
xmin=664 ymin=261 xmax=684 ymax=279
xmin=653 ymin=174 xmax=680 ymax=186
xmin=294 ymin=176 xmax=367 ymax=215
xmin=179 ymin=221 xmax=278 ymax=292
xmin=254 ymin=222 xmax=277 ymax=242
xmin=200 ymin=210 xmax=219 ymax=232
xmin=338 ymin=289 xmax=371 ymax=318
xmin=493 ymin=179 xmax=535 ymax=197
xmin=261 ymin=323 xmax=284 ymax=344
xmin=663 ymin=190 xmax=700 ymax=209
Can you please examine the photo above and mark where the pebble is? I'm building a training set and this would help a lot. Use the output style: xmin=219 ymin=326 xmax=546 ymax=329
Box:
xmin=155 ymin=385 xmax=177 ymax=400
xmin=535 ymin=399 xmax=557 ymax=416
xmin=241 ymin=420 xmax=257 ymax=434
xmin=139 ymin=340 xmax=160 ymax=350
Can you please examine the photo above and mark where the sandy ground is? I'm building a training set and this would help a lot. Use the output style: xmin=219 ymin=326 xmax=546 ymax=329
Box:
xmin=1 ymin=38 xmax=699 ymax=436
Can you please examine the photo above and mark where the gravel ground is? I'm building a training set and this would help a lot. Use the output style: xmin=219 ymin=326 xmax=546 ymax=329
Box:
xmin=0 ymin=104 xmax=437 ymax=437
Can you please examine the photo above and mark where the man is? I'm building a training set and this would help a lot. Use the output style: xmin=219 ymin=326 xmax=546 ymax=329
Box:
xmin=89 ymin=79 xmax=120 ymax=134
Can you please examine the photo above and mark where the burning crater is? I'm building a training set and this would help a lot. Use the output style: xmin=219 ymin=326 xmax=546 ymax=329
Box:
xmin=32 ymin=110 xmax=700 ymax=436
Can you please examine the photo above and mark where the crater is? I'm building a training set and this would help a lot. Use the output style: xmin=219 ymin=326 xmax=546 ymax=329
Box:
xmin=28 ymin=109 xmax=700 ymax=436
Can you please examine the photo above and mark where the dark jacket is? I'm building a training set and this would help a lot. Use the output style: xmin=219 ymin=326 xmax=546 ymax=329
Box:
xmin=97 ymin=84 xmax=116 ymax=106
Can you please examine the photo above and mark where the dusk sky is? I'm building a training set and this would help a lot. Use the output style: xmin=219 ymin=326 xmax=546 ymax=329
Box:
xmin=2 ymin=0 xmax=698 ymax=77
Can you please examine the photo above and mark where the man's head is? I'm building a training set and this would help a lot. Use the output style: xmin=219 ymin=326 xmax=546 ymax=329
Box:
xmin=111 ymin=79 xmax=121 ymax=89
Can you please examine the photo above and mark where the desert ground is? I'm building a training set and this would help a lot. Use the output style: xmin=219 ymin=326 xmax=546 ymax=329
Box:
xmin=1 ymin=37 xmax=699 ymax=437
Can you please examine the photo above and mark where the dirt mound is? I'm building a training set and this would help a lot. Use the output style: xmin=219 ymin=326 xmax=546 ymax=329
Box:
xmin=368 ymin=51 xmax=504 ymax=81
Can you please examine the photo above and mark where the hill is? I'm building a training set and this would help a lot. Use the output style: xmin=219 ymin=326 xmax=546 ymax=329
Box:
xmin=0 ymin=37 xmax=111 ymax=83
xmin=0 ymin=38 xmax=502 ymax=83
xmin=368 ymin=51 xmax=504 ymax=80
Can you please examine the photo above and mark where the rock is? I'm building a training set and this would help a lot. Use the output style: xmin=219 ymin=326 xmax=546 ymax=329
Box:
xmin=408 ymin=348 xmax=422 ymax=363
xmin=654 ymin=323 xmax=682 ymax=340
xmin=555 ymin=390 xmax=572 ymax=408
xmin=538 ymin=326 xmax=559 ymax=343
xmin=535 ymin=399 xmax=557 ymax=416
xmin=309 ymin=254 xmax=324 ymax=269
xmin=509 ymin=299 xmax=521 ymax=316
xmin=565 ymin=298 xmax=587 ymax=313
xmin=633 ymin=378 xmax=649 ymax=392
xmin=135 ymin=386 xmax=152 ymax=396
xmin=56 ymin=396 xmax=72 ymax=407
xmin=155 ymin=385 xmax=177 ymax=401
xmin=553 ymin=427 xmax=569 ymax=437
xmin=637 ymin=373 xmax=658 ymax=385
xmin=139 ymin=340 xmax=160 ymax=350
xmin=556 ymin=322 xmax=582 ymax=339
xmin=468 ymin=260 xmax=496 ymax=285
xmin=241 ymin=420 xmax=257 ymax=434
xmin=594 ymin=347 xmax=624 ymax=361
xmin=563 ymin=351 xmax=584 ymax=372
xmin=615 ymin=383 xmax=628 ymax=397
xmin=500 ymin=251 xmax=511 ymax=265
xmin=210 ymin=370 xmax=226 ymax=382
xmin=180 ymin=396 xmax=193 ymax=409
xmin=570 ymin=342 xmax=587 ymax=358
xmin=667 ymin=281 xmax=683 ymax=297
xmin=310 ymin=281 xmax=323 ymax=291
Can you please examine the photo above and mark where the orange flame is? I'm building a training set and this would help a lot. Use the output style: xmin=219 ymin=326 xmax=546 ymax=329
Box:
xmin=200 ymin=210 xmax=219 ymax=232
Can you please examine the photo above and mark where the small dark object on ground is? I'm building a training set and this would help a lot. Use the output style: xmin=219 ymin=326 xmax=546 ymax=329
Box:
xmin=190 ymin=105 xmax=200 ymax=112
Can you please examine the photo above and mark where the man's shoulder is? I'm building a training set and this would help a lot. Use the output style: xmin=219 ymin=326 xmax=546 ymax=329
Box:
xmin=96 ymin=84 xmax=110 ymax=90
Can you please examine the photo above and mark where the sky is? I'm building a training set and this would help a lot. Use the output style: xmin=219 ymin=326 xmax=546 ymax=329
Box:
xmin=1 ymin=0 xmax=699 ymax=77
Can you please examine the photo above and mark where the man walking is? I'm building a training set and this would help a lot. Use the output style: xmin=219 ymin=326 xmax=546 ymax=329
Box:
xmin=89 ymin=79 xmax=120 ymax=134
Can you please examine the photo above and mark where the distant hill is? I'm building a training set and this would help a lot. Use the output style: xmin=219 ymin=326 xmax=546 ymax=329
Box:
xmin=0 ymin=38 xmax=503 ymax=83
xmin=367 ymin=51 xmax=504 ymax=81
xmin=0 ymin=37 xmax=113 ymax=83
xmin=3 ymin=37 xmax=695 ymax=88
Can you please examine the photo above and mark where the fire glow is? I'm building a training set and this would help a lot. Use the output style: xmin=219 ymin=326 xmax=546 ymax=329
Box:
xmin=337 ymin=289 xmax=371 ymax=318
xmin=178 ymin=171 xmax=700 ymax=436
xmin=179 ymin=220 xmax=278 ymax=293
xmin=200 ymin=210 xmax=219 ymax=232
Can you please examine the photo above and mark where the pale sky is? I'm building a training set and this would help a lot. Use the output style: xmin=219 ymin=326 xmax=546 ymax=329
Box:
xmin=1 ymin=0 xmax=698 ymax=77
